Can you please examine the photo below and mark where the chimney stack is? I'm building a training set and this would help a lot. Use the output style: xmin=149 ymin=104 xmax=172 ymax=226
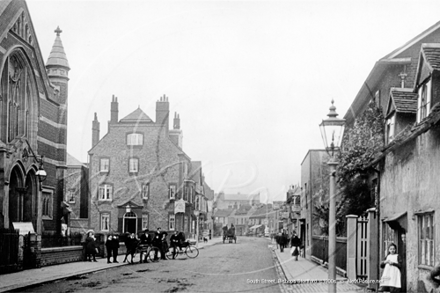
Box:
xmin=156 ymin=95 xmax=170 ymax=133
xmin=92 ymin=112 xmax=100 ymax=148
xmin=110 ymin=95 xmax=119 ymax=123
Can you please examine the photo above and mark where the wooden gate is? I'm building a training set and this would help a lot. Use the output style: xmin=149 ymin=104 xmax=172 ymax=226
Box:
xmin=0 ymin=228 xmax=19 ymax=274
xmin=357 ymin=216 xmax=368 ymax=279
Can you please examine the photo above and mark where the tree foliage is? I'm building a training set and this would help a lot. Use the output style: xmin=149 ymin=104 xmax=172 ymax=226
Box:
xmin=336 ymin=100 xmax=384 ymax=215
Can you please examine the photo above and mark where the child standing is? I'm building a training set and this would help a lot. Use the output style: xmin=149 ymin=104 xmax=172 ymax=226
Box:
xmin=379 ymin=243 xmax=401 ymax=292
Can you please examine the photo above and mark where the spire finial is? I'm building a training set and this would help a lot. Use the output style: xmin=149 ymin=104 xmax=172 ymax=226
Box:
xmin=55 ymin=26 xmax=62 ymax=36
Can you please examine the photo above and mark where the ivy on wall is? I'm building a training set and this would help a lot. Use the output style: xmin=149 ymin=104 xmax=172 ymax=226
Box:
xmin=337 ymin=100 xmax=384 ymax=215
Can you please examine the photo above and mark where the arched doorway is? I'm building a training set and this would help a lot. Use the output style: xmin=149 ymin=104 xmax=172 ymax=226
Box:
xmin=123 ymin=212 xmax=137 ymax=234
xmin=8 ymin=165 xmax=25 ymax=224
xmin=24 ymin=172 xmax=37 ymax=228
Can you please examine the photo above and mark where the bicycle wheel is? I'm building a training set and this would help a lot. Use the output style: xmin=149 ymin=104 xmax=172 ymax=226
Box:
xmin=185 ymin=245 xmax=199 ymax=258
xmin=147 ymin=246 xmax=160 ymax=262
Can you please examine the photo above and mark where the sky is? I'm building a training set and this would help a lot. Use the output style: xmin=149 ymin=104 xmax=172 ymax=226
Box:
xmin=25 ymin=0 xmax=440 ymax=202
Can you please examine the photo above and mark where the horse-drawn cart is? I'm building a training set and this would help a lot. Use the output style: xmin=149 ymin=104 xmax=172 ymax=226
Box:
xmin=222 ymin=225 xmax=236 ymax=243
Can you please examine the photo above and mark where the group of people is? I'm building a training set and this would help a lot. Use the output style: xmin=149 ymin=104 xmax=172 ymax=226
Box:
xmin=84 ymin=228 xmax=187 ymax=264
xmin=274 ymin=231 xmax=302 ymax=260
xmin=123 ymin=228 xmax=187 ymax=264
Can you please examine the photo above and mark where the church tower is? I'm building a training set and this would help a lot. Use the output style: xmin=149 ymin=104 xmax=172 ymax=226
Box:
xmin=46 ymin=26 xmax=70 ymax=160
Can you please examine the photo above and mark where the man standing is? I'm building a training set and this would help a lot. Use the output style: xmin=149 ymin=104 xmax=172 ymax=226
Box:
xmin=152 ymin=228 xmax=163 ymax=261
xmin=160 ymin=229 xmax=168 ymax=260
xmin=139 ymin=229 xmax=151 ymax=263
xmin=170 ymin=230 xmax=180 ymax=259
xmin=112 ymin=234 xmax=120 ymax=263
xmin=290 ymin=233 xmax=301 ymax=261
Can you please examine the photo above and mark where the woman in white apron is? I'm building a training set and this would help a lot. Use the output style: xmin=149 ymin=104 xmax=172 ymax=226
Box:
xmin=379 ymin=243 xmax=401 ymax=292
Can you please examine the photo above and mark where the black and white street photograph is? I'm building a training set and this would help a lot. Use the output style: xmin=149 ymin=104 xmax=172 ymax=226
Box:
xmin=1 ymin=0 xmax=440 ymax=292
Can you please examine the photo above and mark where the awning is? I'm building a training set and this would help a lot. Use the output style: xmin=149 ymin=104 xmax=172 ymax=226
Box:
xmin=250 ymin=225 xmax=262 ymax=230
xmin=383 ymin=211 xmax=407 ymax=232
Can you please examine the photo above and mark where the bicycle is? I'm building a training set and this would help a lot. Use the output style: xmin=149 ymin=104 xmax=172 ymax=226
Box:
xmin=165 ymin=243 xmax=199 ymax=259
xmin=134 ymin=244 xmax=162 ymax=263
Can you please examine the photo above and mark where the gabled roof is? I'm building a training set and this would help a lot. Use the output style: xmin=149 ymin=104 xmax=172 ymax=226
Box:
xmin=119 ymin=108 xmax=153 ymax=124
xmin=382 ymin=21 xmax=440 ymax=60
xmin=213 ymin=209 xmax=234 ymax=217
xmin=421 ymin=44 xmax=440 ymax=71
xmin=344 ymin=21 xmax=440 ymax=126
xmin=66 ymin=153 xmax=86 ymax=167
xmin=386 ymin=88 xmax=418 ymax=117
xmin=415 ymin=44 xmax=440 ymax=90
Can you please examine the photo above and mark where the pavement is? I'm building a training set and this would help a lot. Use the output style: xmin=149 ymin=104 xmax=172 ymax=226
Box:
xmin=270 ymin=239 xmax=369 ymax=293
xmin=0 ymin=236 xmax=370 ymax=293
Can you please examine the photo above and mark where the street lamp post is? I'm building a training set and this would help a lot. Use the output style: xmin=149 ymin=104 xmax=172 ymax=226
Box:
xmin=194 ymin=210 xmax=200 ymax=247
xmin=319 ymin=100 xmax=345 ymax=293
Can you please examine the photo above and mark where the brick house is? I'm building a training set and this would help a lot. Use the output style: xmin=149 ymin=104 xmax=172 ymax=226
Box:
xmin=300 ymin=149 xmax=330 ymax=259
xmin=88 ymin=95 xmax=196 ymax=236
xmin=0 ymin=0 xmax=69 ymax=240
xmin=64 ymin=153 xmax=89 ymax=233
xmin=343 ymin=21 xmax=440 ymax=292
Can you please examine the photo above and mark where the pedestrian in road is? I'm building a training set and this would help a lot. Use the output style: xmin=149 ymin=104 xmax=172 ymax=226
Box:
xmin=152 ymin=228 xmax=163 ymax=261
xmin=378 ymin=243 xmax=401 ymax=292
xmin=105 ymin=234 xmax=114 ymax=263
xmin=274 ymin=232 xmax=281 ymax=250
xmin=139 ymin=229 xmax=151 ymax=263
xmin=112 ymin=234 xmax=120 ymax=263
xmin=85 ymin=231 xmax=98 ymax=262
xmin=160 ymin=229 xmax=168 ymax=260
xmin=290 ymin=233 xmax=301 ymax=261
xmin=122 ymin=233 xmax=137 ymax=264
xmin=170 ymin=230 xmax=180 ymax=259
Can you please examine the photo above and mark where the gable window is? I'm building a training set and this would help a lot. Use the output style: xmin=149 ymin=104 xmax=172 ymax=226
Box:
xmin=99 ymin=184 xmax=112 ymax=201
xmin=127 ymin=133 xmax=143 ymax=146
xmin=418 ymin=212 xmax=434 ymax=267
xmin=417 ymin=80 xmax=431 ymax=122
xmin=386 ymin=114 xmax=395 ymax=143
xmin=129 ymin=158 xmax=139 ymax=174
xmin=100 ymin=158 xmax=110 ymax=173
xmin=169 ymin=214 xmax=175 ymax=231
xmin=169 ymin=183 xmax=176 ymax=200
xmin=141 ymin=183 xmax=150 ymax=200
xmin=101 ymin=213 xmax=110 ymax=231
xmin=142 ymin=214 xmax=149 ymax=230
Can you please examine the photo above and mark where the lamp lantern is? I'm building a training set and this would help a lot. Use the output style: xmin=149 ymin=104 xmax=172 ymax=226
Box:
xmin=319 ymin=100 xmax=346 ymax=157
xmin=36 ymin=164 xmax=47 ymax=183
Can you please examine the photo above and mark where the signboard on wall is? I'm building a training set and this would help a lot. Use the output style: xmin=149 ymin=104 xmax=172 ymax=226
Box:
xmin=13 ymin=222 xmax=35 ymax=235
xmin=174 ymin=199 xmax=185 ymax=214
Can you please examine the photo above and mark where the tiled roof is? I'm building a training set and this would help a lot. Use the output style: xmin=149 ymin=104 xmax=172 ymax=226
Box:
xmin=422 ymin=44 xmax=440 ymax=71
xmin=213 ymin=209 xmax=234 ymax=217
xmin=370 ymin=102 xmax=440 ymax=166
xmin=390 ymin=88 xmax=418 ymax=114
xmin=120 ymin=108 xmax=153 ymax=123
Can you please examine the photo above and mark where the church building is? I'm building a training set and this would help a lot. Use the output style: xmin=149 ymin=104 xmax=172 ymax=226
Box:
xmin=0 ymin=0 xmax=69 ymax=238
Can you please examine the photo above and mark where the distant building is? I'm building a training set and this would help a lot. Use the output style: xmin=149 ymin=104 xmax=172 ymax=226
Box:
xmin=215 ymin=192 xmax=260 ymax=209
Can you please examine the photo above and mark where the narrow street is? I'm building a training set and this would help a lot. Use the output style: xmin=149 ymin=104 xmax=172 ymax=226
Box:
xmin=18 ymin=237 xmax=282 ymax=293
